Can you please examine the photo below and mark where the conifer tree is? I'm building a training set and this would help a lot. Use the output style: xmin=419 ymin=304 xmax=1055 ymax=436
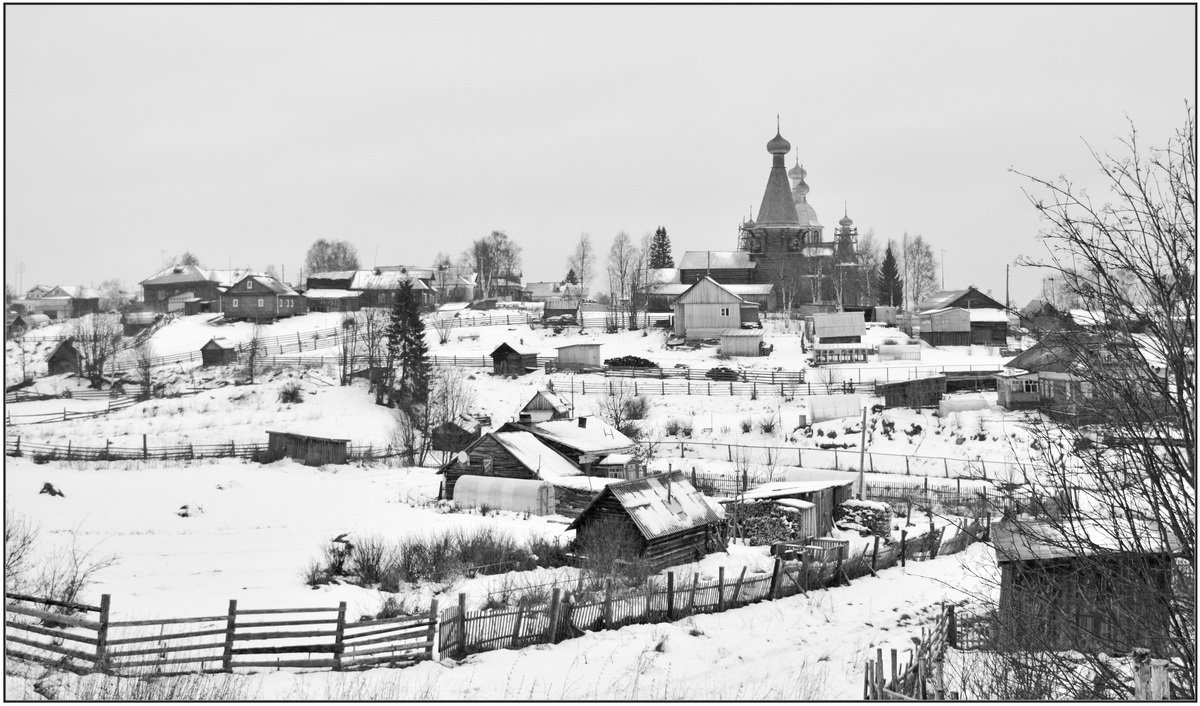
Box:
xmin=878 ymin=242 xmax=904 ymax=307
xmin=401 ymin=283 xmax=431 ymax=405
xmin=565 ymin=268 xmax=578 ymax=285
xmin=648 ymin=226 xmax=674 ymax=269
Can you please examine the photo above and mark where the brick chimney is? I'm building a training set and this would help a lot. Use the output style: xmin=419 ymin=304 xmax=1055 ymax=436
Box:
xmin=578 ymin=416 xmax=587 ymax=428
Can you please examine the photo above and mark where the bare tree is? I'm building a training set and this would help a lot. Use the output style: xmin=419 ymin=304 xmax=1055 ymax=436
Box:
xmin=134 ymin=341 xmax=155 ymax=399
xmin=304 ymin=239 xmax=360 ymax=274
xmin=337 ymin=314 xmax=360 ymax=385
xmin=464 ymin=231 xmax=523 ymax=299
xmin=567 ymin=232 xmax=595 ymax=305
xmin=5 ymin=511 xmax=38 ymax=593
xmin=356 ymin=307 xmax=389 ymax=396
xmin=972 ymin=110 xmax=1196 ymax=698
xmin=857 ymin=228 xmax=883 ymax=307
xmin=422 ymin=367 xmax=477 ymax=466
xmin=244 ymin=324 xmax=264 ymax=384
xmin=625 ymin=234 xmax=651 ymax=330
xmin=431 ymin=314 xmax=457 ymax=345
xmin=594 ymin=380 xmax=647 ymax=439
xmin=607 ymin=231 xmax=636 ymax=330
xmin=71 ymin=314 xmax=122 ymax=388
xmin=901 ymin=233 xmax=938 ymax=309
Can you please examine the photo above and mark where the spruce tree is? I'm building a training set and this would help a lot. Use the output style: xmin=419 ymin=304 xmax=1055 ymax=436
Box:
xmin=401 ymin=283 xmax=431 ymax=405
xmin=878 ymin=242 xmax=904 ymax=307
xmin=565 ymin=268 xmax=578 ymax=285
xmin=648 ymin=226 xmax=674 ymax=269
xmin=382 ymin=289 xmax=407 ymax=405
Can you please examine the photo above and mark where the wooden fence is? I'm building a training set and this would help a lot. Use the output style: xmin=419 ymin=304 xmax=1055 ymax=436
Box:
xmin=556 ymin=376 xmax=869 ymax=399
xmin=5 ymin=394 xmax=144 ymax=426
xmin=864 ymin=603 xmax=957 ymax=700
xmin=4 ymin=592 xmax=435 ymax=675
xmin=4 ymin=437 xmax=395 ymax=463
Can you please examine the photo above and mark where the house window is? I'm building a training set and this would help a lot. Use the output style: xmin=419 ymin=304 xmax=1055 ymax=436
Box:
xmin=246 ymin=281 xmax=253 ymax=290
xmin=1021 ymin=379 xmax=1038 ymax=394
xmin=378 ymin=293 xmax=385 ymax=304
xmin=257 ymin=298 xmax=264 ymax=307
xmin=232 ymin=298 xmax=238 ymax=307
xmin=720 ymin=307 xmax=730 ymax=316
xmin=157 ymin=291 xmax=166 ymax=301
xmin=482 ymin=457 xmax=494 ymax=475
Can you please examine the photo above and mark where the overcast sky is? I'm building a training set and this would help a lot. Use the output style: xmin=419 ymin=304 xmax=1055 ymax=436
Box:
xmin=5 ymin=4 xmax=1194 ymax=304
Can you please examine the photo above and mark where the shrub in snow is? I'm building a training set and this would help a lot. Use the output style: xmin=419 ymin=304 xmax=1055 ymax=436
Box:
xmin=278 ymin=382 xmax=303 ymax=404
xmin=664 ymin=418 xmax=681 ymax=436
xmin=835 ymin=499 xmax=893 ymax=537
xmin=679 ymin=420 xmax=693 ymax=438
xmin=905 ymin=423 xmax=923 ymax=437
xmin=740 ymin=417 xmax=753 ymax=433
xmin=758 ymin=416 xmax=776 ymax=434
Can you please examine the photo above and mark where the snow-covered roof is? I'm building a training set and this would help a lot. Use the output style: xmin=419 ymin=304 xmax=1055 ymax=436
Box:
xmin=555 ymin=342 xmax=600 ymax=350
xmin=527 ymin=417 xmax=636 ymax=454
xmin=302 ymin=288 xmax=361 ymax=299
xmin=650 ymin=282 xmax=774 ymax=298
xmin=122 ymin=311 xmax=158 ymax=325
xmin=775 ymin=498 xmax=816 ymax=511
xmin=968 ymin=308 xmax=1010 ymax=323
xmin=598 ymin=453 xmax=636 ymax=466
xmin=246 ymin=275 xmax=300 ymax=295
xmin=492 ymin=431 xmax=581 ymax=479
xmin=919 ymin=306 xmax=967 ymax=317
xmin=678 ymin=251 xmax=756 ymax=270
xmin=491 ymin=342 xmax=536 ymax=357
xmin=438 ymin=302 xmax=471 ymax=312
xmin=992 ymin=519 xmax=1178 ymax=563
xmin=1069 ymin=309 xmax=1107 ymax=327
xmin=45 ymin=285 xmax=100 ymax=299
xmin=350 ymin=271 xmax=430 ymax=291
xmin=521 ymin=389 xmax=570 ymax=414
xmin=568 ymin=471 xmax=725 ymax=540
xmin=716 ymin=480 xmax=853 ymax=503
xmin=648 ymin=268 xmax=680 ymax=285
xmin=720 ymin=329 xmax=763 ymax=338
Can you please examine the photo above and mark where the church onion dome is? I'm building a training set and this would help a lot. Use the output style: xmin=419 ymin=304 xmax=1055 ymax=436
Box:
xmin=766 ymin=131 xmax=791 ymax=155
xmin=788 ymin=159 xmax=806 ymax=181
xmin=839 ymin=214 xmax=853 ymax=227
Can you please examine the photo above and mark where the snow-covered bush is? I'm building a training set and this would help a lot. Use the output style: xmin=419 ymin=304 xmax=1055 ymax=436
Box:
xmin=835 ymin=499 xmax=893 ymax=537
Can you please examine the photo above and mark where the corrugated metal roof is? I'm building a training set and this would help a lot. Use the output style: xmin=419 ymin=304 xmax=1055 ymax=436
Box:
xmin=678 ymin=251 xmax=755 ymax=270
xmin=569 ymin=471 xmax=724 ymax=540
xmin=493 ymin=431 xmax=581 ymax=479
xmin=303 ymin=288 xmax=360 ymax=298
xmin=350 ymin=271 xmax=430 ymax=291
xmin=521 ymin=390 xmax=570 ymax=414
xmin=726 ymin=284 xmax=775 ymax=296
xmin=717 ymin=480 xmax=853 ymax=503
xmin=674 ymin=277 xmax=746 ymax=306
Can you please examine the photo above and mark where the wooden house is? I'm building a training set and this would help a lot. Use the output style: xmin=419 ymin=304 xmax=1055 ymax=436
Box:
xmin=140 ymin=265 xmax=249 ymax=313
xmin=46 ymin=338 xmax=81 ymax=376
xmin=350 ymin=269 xmax=434 ymax=309
xmin=594 ymin=453 xmax=644 ymax=480
xmin=719 ymin=329 xmax=764 ymax=357
xmin=121 ymin=311 xmax=160 ymax=336
xmin=430 ymin=417 xmax=482 ymax=454
xmin=917 ymin=286 xmax=1006 ymax=313
xmin=995 ymin=368 xmax=1041 ymax=410
xmin=991 ymin=520 xmax=1177 ymax=654
xmin=877 ymin=375 xmax=946 ymax=409
xmin=517 ymin=417 xmax=638 ymax=469
xmin=266 ymin=431 xmax=349 ymax=466
xmin=438 ymin=429 xmax=583 ymax=499
xmin=718 ymin=480 xmax=853 ymax=540
xmin=303 ymin=289 xmax=362 ymax=313
xmin=15 ymin=286 xmax=101 ymax=320
xmin=6 ymin=313 xmax=48 ymax=339
xmin=542 ymin=298 xmax=578 ymax=321
xmin=6 ymin=313 xmax=24 ymax=340
xmin=490 ymin=343 xmax=537 ymax=376
xmin=555 ymin=343 xmax=601 ymax=370
xmin=519 ymin=389 xmax=571 ymax=422
xmin=567 ymin=471 xmax=725 ymax=571
xmin=1018 ymin=299 xmax=1067 ymax=334
xmin=526 ymin=281 xmax=580 ymax=303
xmin=918 ymin=287 xmax=1009 ymax=344
xmin=219 ymin=274 xmax=306 ymax=322
xmin=672 ymin=276 xmax=746 ymax=340
xmin=200 ymin=338 xmax=238 ymax=366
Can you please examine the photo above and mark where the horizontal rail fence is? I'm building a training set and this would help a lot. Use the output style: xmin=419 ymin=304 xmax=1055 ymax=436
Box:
xmin=659 ymin=439 xmax=1023 ymax=480
xmin=5 ymin=396 xmax=138 ymax=426
xmin=5 ymin=592 xmax=435 ymax=675
xmin=445 ymin=528 xmax=982 ymax=660
xmin=604 ymin=366 xmax=808 ymax=385
xmin=5 ymin=437 xmax=394 ymax=463
xmin=557 ymin=376 xmax=871 ymax=399
xmin=432 ymin=312 xmax=538 ymax=328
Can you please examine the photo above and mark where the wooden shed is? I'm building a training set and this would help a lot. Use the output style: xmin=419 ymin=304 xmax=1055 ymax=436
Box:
xmin=719 ymin=329 xmax=764 ymax=357
xmin=917 ymin=307 xmax=971 ymax=346
xmin=991 ymin=520 xmax=1177 ymax=654
xmin=672 ymin=277 xmax=745 ymax=340
xmin=877 ymin=375 xmax=946 ymax=409
xmin=555 ymin=343 xmax=601 ymax=370
xmin=490 ymin=343 xmax=538 ymax=376
xmin=200 ymin=338 xmax=238 ymax=366
xmin=121 ymin=311 xmax=160 ymax=337
xmin=45 ymin=338 xmax=81 ymax=376
xmin=303 ymin=289 xmax=363 ymax=313
xmin=812 ymin=311 xmax=866 ymax=343
xmin=519 ymin=389 xmax=571 ymax=422
xmin=719 ymin=480 xmax=854 ymax=540
xmin=266 ymin=431 xmax=349 ymax=466
xmin=567 ymin=471 xmax=726 ymax=571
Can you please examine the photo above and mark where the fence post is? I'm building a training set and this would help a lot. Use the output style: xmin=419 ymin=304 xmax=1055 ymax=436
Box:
xmin=833 ymin=449 xmax=838 ymax=468
xmin=717 ymin=567 xmax=725 ymax=611
xmin=94 ymin=594 xmax=111 ymax=670
xmin=66 ymin=441 xmax=72 ymax=460
xmin=221 ymin=599 xmax=237 ymax=672
xmin=905 ymin=457 xmax=910 ymax=475
xmin=509 ymin=604 xmax=525 ymax=648
xmin=188 ymin=444 xmax=194 ymax=460
xmin=956 ymin=478 xmax=961 ymax=495
xmin=603 ymin=579 xmax=614 ymax=629
xmin=142 ymin=434 xmax=148 ymax=460
xmin=943 ymin=458 xmax=949 ymax=477
xmin=946 ymin=604 xmax=957 ymax=648
xmin=900 ymin=531 xmax=907 ymax=568
xmin=769 ymin=556 xmax=783 ymax=599
xmin=546 ymin=588 xmax=562 ymax=644
xmin=871 ymin=536 xmax=880 ymax=572
xmin=666 ymin=571 xmax=676 ymax=620
xmin=876 ymin=647 xmax=885 ymax=699
xmin=457 ymin=593 xmax=468 ymax=657
xmin=924 ymin=476 xmax=929 ymax=492
xmin=425 ymin=597 xmax=439 ymax=659
xmin=332 ymin=601 xmax=347 ymax=670
xmin=890 ymin=648 xmax=899 ymax=690
xmin=980 ymin=460 xmax=987 ymax=480
xmin=865 ymin=661 xmax=873 ymax=700
xmin=15 ymin=437 xmax=19 ymax=455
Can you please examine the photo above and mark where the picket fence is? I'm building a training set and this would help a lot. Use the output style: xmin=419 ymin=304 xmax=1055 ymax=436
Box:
xmin=442 ymin=524 xmax=983 ymax=660
xmin=4 ymin=592 xmax=435 ymax=675
xmin=864 ymin=603 xmax=958 ymax=700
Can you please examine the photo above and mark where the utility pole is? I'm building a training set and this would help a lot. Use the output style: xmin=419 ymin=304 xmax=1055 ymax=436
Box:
xmin=857 ymin=407 xmax=868 ymax=499
xmin=941 ymin=249 xmax=946 ymax=290
xmin=1005 ymin=264 xmax=1011 ymax=311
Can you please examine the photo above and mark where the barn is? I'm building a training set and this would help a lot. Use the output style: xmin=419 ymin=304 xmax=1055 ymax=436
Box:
xmin=672 ymin=277 xmax=746 ymax=340
xmin=991 ymin=520 xmax=1178 ymax=654
xmin=876 ymin=375 xmax=947 ymax=409
xmin=46 ymin=339 xmax=82 ymax=376
xmin=266 ymin=431 xmax=349 ymax=466
xmin=916 ymin=307 xmax=971 ymax=346
xmin=556 ymin=343 xmax=602 ymax=370
xmin=200 ymin=338 xmax=238 ymax=366
xmin=519 ymin=389 xmax=571 ymax=422
xmin=6 ymin=313 xmax=48 ymax=339
xmin=567 ymin=472 xmax=726 ymax=571
xmin=719 ymin=329 xmax=764 ymax=357
xmin=490 ymin=343 xmax=538 ymax=376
